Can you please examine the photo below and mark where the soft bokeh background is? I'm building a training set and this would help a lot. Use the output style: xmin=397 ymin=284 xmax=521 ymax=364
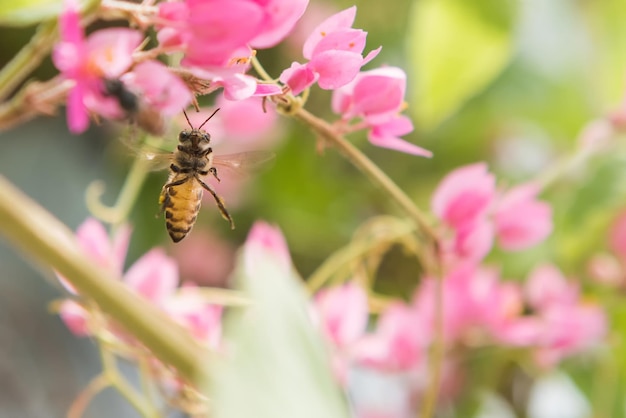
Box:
xmin=2 ymin=0 xmax=626 ymax=416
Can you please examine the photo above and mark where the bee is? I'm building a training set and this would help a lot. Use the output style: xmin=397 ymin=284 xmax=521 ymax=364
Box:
xmin=102 ymin=78 xmax=165 ymax=136
xmin=153 ymin=108 xmax=273 ymax=242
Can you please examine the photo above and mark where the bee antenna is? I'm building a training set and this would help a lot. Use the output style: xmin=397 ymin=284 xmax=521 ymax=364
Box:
xmin=198 ymin=108 xmax=220 ymax=130
xmin=182 ymin=108 xmax=194 ymax=129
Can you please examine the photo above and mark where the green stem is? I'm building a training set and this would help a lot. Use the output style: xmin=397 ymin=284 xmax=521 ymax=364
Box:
xmin=0 ymin=21 xmax=57 ymax=101
xmin=307 ymin=222 xmax=416 ymax=293
xmin=292 ymin=107 xmax=439 ymax=250
xmin=0 ymin=175 xmax=210 ymax=386
xmin=86 ymin=151 xmax=152 ymax=226
xmin=100 ymin=347 xmax=159 ymax=418
xmin=289 ymin=106 xmax=445 ymax=418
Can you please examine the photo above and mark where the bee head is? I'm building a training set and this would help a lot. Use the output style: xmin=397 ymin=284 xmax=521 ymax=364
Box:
xmin=179 ymin=129 xmax=211 ymax=151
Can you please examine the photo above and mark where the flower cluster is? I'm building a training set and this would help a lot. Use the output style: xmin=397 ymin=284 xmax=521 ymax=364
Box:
xmin=52 ymin=0 xmax=428 ymax=156
xmin=58 ymin=218 xmax=222 ymax=348
xmin=432 ymin=163 xmax=553 ymax=263
xmin=305 ymin=164 xmax=606 ymax=414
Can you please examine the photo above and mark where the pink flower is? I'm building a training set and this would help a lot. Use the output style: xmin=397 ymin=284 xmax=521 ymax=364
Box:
xmin=53 ymin=1 xmax=144 ymax=133
xmin=212 ymin=95 xmax=280 ymax=147
xmin=355 ymin=303 xmax=425 ymax=371
xmin=534 ymin=302 xmax=607 ymax=368
xmin=120 ymin=61 xmax=192 ymax=116
xmin=314 ymin=281 xmax=369 ymax=349
xmin=74 ymin=218 xmax=131 ymax=275
xmin=158 ymin=1 xmax=262 ymax=68
xmin=123 ymin=248 xmax=179 ymax=306
xmin=165 ymin=287 xmax=223 ymax=348
xmin=279 ymin=6 xmax=380 ymax=95
xmin=330 ymin=66 xmax=429 ymax=156
xmin=58 ymin=300 xmax=91 ymax=337
xmin=170 ymin=229 xmax=235 ymax=287
xmin=58 ymin=219 xmax=177 ymax=333
xmin=525 ymin=264 xmax=579 ymax=310
xmin=432 ymin=163 xmax=496 ymax=231
xmin=522 ymin=264 xmax=607 ymax=367
xmin=450 ymin=218 xmax=494 ymax=263
xmin=243 ymin=221 xmax=292 ymax=275
xmin=493 ymin=183 xmax=552 ymax=251
xmin=249 ymin=0 xmax=310 ymax=48
xmin=609 ymin=209 xmax=626 ymax=260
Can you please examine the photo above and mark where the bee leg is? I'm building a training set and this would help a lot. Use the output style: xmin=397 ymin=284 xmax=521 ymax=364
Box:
xmin=196 ymin=176 xmax=235 ymax=229
xmin=159 ymin=177 xmax=189 ymax=214
xmin=209 ymin=167 xmax=221 ymax=182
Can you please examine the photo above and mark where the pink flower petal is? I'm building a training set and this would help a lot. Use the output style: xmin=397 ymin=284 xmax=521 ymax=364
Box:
xmin=76 ymin=218 xmax=115 ymax=269
xmin=122 ymin=60 xmax=192 ymax=115
xmin=368 ymin=115 xmax=432 ymax=157
xmin=609 ymin=209 xmax=626 ymax=260
xmin=311 ymin=28 xmax=367 ymax=56
xmin=310 ymin=50 xmax=363 ymax=90
xmin=279 ymin=61 xmax=317 ymax=95
xmin=362 ymin=46 xmax=382 ymax=66
xmin=525 ymin=264 xmax=579 ymax=310
xmin=250 ymin=0 xmax=309 ymax=48
xmin=66 ymin=82 xmax=89 ymax=134
xmin=303 ymin=6 xmax=356 ymax=60
xmin=59 ymin=300 xmax=91 ymax=337
xmin=432 ymin=163 xmax=496 ymax=230
xmin=124 ymin=248 xmax=179 ymax=305
xmin=85 ymin=28 xmax=143 ymax=78
xmin=165 ymin=287 xmax=223 ymax=348
xmin=452 ymin=219 xmax=494 ymax=262
xmin=215 ymin=95 xmax=278 ymax=145
xmin=314 ymin=281 xmax=369 ymax=348
xmin=494 ymin=183 xmax=552 ymax=251
xmin=244 ymin=221 xmax=292 ymax=275
xmin=253 ymin=83 xmax=283 ymax=96
xmin=350 ymin=67 xmax=407 ymax=124
xmin=183 ymin=1 xmax=264 ymax=67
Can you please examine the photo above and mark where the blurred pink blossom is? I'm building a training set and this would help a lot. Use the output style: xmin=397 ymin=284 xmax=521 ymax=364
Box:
xmin=165 ymin=287 xmax=223 ymax=348
xmin=314 ymin=281 xmax=369 ymax=349
xmin=58 ymin=300 xmax=91 ymax=337
xmin=524 ymin=264 xmax=607 ymax=367
xmin=57 ymin=218 xmax=223 ymax=347
xmin=53 ymin=0 xmax=142 ymax=133
xmin=170 ymin=229 xmax=235 ymax=287
xmin=53 ymin=0 xmax=191 ymax=132
xmin=249 ymin=0 xmax=310 ymax=48
xmin=120 ymin=61 xmax=192 ymax=116
xmin=433 ymin=164 xmax=552 ymax=262
xmin=73 ymin=217 xmax=131 ymax=275
xmin=610 ymin=209 xmax=626 ymax=259
xmin=525 ymin=264 xmax=579 ymax=310
xmin=587 ymin=253 xmax=623 ymax=287
xmin=494 ymin=183 xmax=552 ymax=251
xmin=213 ymin=95 xmax=280 ymax=148
xmin=243 ymin=221 xmax=292 ymax=275
xmin=280 ymin=6 xmax=380 ymax=95
xmin=123 ymin=248 xmax=179 ymax=307
xmin=355 ymin=303 xmax=425 ymax=371
xmin=432 ymin=163 xmax=496 ymax=231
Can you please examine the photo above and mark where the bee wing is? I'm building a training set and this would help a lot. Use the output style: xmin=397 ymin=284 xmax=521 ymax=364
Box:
xmin=117 ymin=131 xmax=174 ymax=171
xmin=140 ymin=148 xmax=173 ymax=171
xmin=212 ymin=151 xmax=275 ymax=178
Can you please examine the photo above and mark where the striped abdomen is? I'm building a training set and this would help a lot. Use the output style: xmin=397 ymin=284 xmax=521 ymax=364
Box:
xmin=160 ymin=173 xmax=203 ymax=242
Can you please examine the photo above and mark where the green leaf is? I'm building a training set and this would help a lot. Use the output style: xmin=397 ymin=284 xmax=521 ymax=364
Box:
xmin=408 ymin=0 xmax=516 ymax=131
xmin=207 ymin=238 xmax=350 ymax=418
xmin=0 ymin=0 xmax=62 ymax=26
